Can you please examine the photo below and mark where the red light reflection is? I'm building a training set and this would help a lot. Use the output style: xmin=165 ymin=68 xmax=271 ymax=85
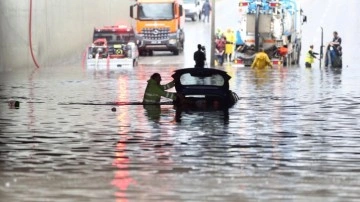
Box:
xmin=111 ymin=74 xmax=136 ymax=202
xmin=111 ymin=139 xmax=136 ymax=202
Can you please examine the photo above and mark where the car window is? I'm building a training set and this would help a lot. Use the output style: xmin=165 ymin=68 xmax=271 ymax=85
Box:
xmin=179 ymin=73 xmax=225 ymax=86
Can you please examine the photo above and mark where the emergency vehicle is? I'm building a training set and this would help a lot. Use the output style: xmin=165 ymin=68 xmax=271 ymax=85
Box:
xmin=234 ymin=0 xmax=307 ymax=66
xmin=130 ymin=0 xmax=185 ymax=56
xmin=86 ymin=25 xmax=139 ymax=69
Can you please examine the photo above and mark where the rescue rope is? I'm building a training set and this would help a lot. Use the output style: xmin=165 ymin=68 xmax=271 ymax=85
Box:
xmin=58 ymin=102 xmax=174 ymax=106
xmin=29 ymin=0 xmax=40 ymax=68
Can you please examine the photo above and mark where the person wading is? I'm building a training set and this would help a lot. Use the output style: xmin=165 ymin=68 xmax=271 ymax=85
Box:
xmin=143 ymin=73 xmax=177 ymax=104
xmin=305 ymin=45 xmax=319 ymax=68
xmin=251 ymin=48 xmax=273 ymax=69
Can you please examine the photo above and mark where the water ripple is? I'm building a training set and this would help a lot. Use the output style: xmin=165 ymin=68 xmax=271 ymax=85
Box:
xmin=1 ymin=65 xmax=360 ymax=201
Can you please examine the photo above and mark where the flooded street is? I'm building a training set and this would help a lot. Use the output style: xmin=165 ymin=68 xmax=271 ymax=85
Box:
xmin=1 ymin=0 xmax=360 ymax=201
xmin=1 ymin=63 xmax=359 ymax=201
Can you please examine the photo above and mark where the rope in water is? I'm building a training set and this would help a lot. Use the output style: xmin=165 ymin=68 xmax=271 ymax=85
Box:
xmin=58 ymin=102 xmax=174 ymax=106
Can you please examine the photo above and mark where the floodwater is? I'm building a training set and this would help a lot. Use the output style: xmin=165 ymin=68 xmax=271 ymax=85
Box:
xmin=0 ymin=62 xmax=359 ymax=202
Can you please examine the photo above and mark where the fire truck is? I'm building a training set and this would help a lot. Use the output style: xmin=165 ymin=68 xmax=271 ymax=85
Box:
xmin=234 ymin=0 xmax=307 ymax=66
xmin=86 ymin=25 xmax=139 ymax=69
xmin=130 ymin=0 xmax=185 ymax=56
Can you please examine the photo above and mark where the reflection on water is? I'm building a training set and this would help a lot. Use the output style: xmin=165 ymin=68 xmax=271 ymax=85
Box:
xmin=112 ymin=134 xmax=136 ymax=202
xmin=0 ymin=64 xmax=360 ymax=201
xmin=250 ymin=67 xmax=271 ymax=87
xmin=144 ymin=105 xmax=162 ymax=122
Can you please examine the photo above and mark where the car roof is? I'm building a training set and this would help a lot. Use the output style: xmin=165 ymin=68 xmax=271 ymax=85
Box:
xmin=172 ymin=68 xmax=231 ymax=80
xmin=172 ymin=68 xmax=232 ymax=94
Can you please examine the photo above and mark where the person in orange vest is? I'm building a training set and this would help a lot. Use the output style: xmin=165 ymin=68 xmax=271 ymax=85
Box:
xmin=278 ymin=45 xmax=288 ymax=65
xmin=251 ymin=48 xmax=273 ymax=69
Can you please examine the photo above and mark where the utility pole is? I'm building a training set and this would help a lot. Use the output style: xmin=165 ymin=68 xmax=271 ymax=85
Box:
xmin=210 ymin=0 xmax=216 ymax=67
xmin=320 ymin=27 xmax=323 ymax=68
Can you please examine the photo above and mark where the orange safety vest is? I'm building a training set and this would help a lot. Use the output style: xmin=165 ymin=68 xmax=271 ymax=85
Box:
xmin=278 ymin=47 xmax=288 ymax=56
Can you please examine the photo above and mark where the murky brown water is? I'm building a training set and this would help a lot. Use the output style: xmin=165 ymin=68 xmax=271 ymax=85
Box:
xmin=1 ymin=63 xmax=359 ymax=202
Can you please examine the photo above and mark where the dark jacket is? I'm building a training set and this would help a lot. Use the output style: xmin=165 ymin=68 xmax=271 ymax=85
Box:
xmin=202 ymin=2 xmax=212 ymax=15
xmin=194 ymin=50 xmax=206 ymax=68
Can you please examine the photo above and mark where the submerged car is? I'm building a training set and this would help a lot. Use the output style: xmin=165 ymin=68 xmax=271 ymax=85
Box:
xmin=171 ymin=68 xmax=239 ymax=109
xmin=171 ymin=68 xmax=239 ymax=122
xmin=86 ymin=25 xmax=139 ymax=69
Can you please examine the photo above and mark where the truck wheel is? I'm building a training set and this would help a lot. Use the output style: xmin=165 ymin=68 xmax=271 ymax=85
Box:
xmin=296 ymin=45 xmax=301 ymax=65
xmin=148 ymin=50 xmax=153 ymax=56
xmin=173 ymin=50 xmax=179 ymax=55
xmin=290 ymin=47 xmax=298 ymax=65
xmin=191 ymin=14 xmax=198 ymax=22
xmin=290 ymin=52 xmax=296 ymax=65
xmin=296 ymin=51 xmax=300 ymax=64
xmin=291 ymin=50 xmax=300 ymax=65
xmin=139 ymin=50 xmax=146 ymax=56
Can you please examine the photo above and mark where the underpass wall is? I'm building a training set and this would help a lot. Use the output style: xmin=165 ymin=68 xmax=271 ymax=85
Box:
xmin=0 ymin=0 xmax=133 ymax=71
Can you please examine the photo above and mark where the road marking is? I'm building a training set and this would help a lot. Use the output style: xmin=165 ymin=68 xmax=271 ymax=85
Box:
xmin=153 ymin=60 xmax=161 ymax=65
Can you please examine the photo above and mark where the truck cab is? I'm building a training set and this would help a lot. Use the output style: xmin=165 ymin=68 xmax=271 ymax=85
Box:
xmin=130 ymin=0 xmax=185 ymax=56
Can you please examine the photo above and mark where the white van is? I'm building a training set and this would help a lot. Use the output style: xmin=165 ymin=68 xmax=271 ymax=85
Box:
xmin=183 ymin=0 xmax=204 ymax=21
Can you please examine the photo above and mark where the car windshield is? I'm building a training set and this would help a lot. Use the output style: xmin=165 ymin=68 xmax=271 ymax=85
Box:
xmin=93 ymin=33 xmax=134 ymax=44
xmin=138 ymin=3 xmax=174 ymax=20
xmin=183 ymin=0 xmax=195 ymax=3
xmin=179 ymin=73 xmax=225 ymax=86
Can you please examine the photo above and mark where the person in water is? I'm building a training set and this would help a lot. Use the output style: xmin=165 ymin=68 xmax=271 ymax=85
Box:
xmin=251 ymin=48 xmax=273 ymax=69
xmin=305 ymin=45 xmax=319 ymax=68
xmin=143 ymin=73 xmax=178 ymax=104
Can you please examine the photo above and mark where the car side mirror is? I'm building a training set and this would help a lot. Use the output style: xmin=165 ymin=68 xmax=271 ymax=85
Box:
xmin=179 ymin=5 xmax=183 ymax=16
xmin=130 ymin=5 xmax=134 ymax=18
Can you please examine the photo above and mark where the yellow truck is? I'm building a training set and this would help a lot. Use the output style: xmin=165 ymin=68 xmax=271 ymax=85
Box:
xmin=130 ymin=0 xmax=185 ymax=56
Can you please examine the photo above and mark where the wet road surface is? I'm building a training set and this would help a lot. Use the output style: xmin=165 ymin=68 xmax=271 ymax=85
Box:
xmin=1 ymin=0 xmax=360 ymax=201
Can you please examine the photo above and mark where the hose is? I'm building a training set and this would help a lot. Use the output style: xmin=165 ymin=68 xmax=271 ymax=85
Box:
xmin=29 ymin=0 xmax=40 ymax=68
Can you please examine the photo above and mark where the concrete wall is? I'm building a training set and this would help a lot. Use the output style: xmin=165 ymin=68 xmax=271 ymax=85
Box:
xmin=0 ymin=0 xmax=134 ymax=71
